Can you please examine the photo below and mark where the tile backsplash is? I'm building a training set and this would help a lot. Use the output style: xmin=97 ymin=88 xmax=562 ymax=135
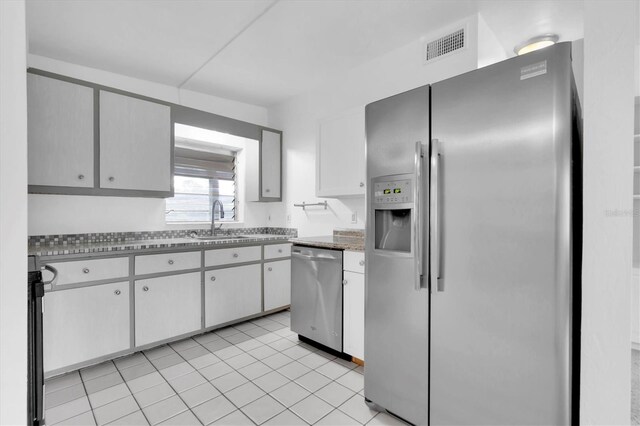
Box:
xmin=28 ymin=227 xmax=297 ymax=247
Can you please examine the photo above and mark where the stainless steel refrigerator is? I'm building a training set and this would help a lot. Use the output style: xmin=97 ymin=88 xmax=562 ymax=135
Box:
xmin=364 ymin=42 xmax=581 ymax=425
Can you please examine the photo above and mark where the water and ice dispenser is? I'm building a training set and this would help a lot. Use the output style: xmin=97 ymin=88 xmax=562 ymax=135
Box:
xmin=373 ymin=177 xmax=413 ymax=253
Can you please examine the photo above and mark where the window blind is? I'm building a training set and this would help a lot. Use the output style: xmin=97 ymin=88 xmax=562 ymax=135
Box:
xmin=166 ymin=147 xmax=236 ymax=222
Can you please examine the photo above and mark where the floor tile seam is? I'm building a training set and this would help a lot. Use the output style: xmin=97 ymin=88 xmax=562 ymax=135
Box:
xmin=79 ymin=362 xmax=118 ymax=383
xmin=109 ymin=356 xmax=154 ymax=426
xmin=142 ymin=348 xmax=203 ymax=425
xmin=45 ymin=373 xmax=83 ymax=396
xmin=334 ymin=395 xmax=376 ymax=425
xmin=237 ymin=396 xmax=287 ymax=426
xmin=287 ymin=392 xmax=335 ymax=425
xmin=50 ymin=377 xmax=95 ymax=426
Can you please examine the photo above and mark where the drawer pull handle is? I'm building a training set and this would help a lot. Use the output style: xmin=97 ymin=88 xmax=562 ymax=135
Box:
xmin=343 ymin=279 xmax=348 ymax=285
xmin=233 ymin=253 xmax=239 ymax=258
xmin=168 ymin=259 xmax=174 ymax=265
xmin=210 ymin=276 xmax=216 ymax=282
xmin=142 ymin=286 xmax=149 ymax=292
xmin=78 ymin=174 xmax=85 ymax=180
xmin=108 ymin=176 xmax=115 ymax=182
xmin=114 ymin=289 xmax=121 ymax=296
xmin=268 ymin=267 xmax=273 ymax=272
xmin=359 ymin=260 xmax=365 ymax=266
xmin=82 ymin=268 xmax=90 ymax=274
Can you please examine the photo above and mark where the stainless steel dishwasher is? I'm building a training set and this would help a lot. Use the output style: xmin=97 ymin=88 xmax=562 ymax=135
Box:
xmin=291 ymin=245 xmax=343 ymax=352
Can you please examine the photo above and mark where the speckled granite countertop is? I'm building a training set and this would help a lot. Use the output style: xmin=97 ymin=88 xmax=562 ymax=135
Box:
xmin=289 ymin=229 xmax=365 ymax=252
xmin=29 ymin=233 xmax=293 ymax=257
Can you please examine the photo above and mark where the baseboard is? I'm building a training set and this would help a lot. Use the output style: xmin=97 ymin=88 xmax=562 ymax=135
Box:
xmin=632 ymin=341 xmax=640 ymax=351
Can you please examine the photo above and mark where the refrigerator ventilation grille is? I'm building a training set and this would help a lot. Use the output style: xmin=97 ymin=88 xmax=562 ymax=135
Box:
xmin=425 ymin=28 xmax=465 ymax=62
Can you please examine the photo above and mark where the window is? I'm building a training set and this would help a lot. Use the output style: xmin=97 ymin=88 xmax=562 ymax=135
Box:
xmin=166 ymin=147 xmax=236 ymax=223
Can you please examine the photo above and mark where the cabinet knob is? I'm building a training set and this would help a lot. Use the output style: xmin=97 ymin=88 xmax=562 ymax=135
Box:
xmin=359 ymin=182 xmax=364 ymax=187
xmin=108 ymin=176 xmax=115 ymax=182
xmin=359 ymin=260 xmax=365 ymax=266
xmin=268 ymin=267 xmax=273 ymax=272
xmin=114 ymin=289 xmax=121 ymax=296
xmin=78 ymin=174 xmax=85 ymax=180
xmin=82 ymin=268 xmax=90 ymax=274
xmin=278 ymin=249 xmax=283 ymax=253
xmin=343 ymin=279 xmax=348 ymax=285
xmin=167 ymin=259 xmax=174 ymax=265
xmin=210 ymin=276 xmax=216 ymax=282
xmin=142 ymin=286 xmax=149 ymax=292
xmin=232 ymin=253 xmax=239 ymax=258
xmin=265 ymin=188 xmax=270 ymax=193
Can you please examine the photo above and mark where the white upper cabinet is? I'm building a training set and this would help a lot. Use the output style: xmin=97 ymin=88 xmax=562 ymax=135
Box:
xmin=246 ymin=129 xmax=282 ymax=202
xmin=99 ymin=91 xmax=172 ymax=192
xmin=27 ymin=73 xmax=95 ymax=188
xmin=317 ymin=107 xmax=365 ymax=198
xmin=261 ymin=130 xmax=282 ymax=199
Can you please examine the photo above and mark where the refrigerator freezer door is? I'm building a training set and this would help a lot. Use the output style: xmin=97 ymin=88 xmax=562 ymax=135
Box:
xmin=430 ymin=43 xmax=575 ymax=425
xmin=365 ymin=85 xmax=430 ymax=425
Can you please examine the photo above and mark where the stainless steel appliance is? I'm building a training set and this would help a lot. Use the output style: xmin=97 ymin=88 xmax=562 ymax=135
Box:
xmin=364 ymin=43 xmax=581 ymax=425
xmin=28 ymin=256 xmax=47 ymax=426
xmin=291 ymin=245 xmax=344 ymax=352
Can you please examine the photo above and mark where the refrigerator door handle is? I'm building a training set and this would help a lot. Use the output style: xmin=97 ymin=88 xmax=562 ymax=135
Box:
xmin=430 ymin=138 xmax=443 ymax=291
xmin=414 ymin=141 xmax=426 ymax=291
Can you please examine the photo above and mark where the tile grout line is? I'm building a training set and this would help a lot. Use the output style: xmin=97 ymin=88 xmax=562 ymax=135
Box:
xmin=139 ymin=350 xmax=204 ymax=425
xmin=77 ymin=371 xmax=99 ymax=426
xmin=110 ymin=360 xmax=154 ymax=426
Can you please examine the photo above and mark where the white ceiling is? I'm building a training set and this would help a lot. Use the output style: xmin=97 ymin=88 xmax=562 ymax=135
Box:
xmin=27 ymin=0 xmax=586 ymax=107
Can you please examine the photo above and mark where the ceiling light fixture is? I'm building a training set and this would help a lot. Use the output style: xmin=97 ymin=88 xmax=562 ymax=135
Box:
xmin=514 ymin=34 xmax=559 ymax=56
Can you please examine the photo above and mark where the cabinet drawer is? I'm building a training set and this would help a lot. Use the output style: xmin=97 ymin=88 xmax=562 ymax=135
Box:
xmin=135 ymin=251 xmax=200 ymax=275
xmin=264 ymin=243 xmax=291 ymax=260
xmin=343 ymin=251 xmax=365 ymax=274
xmin=44 ymin=257 xmax=129 ymax=286
xmin=205 ymin=246 xmax=261 ymax=267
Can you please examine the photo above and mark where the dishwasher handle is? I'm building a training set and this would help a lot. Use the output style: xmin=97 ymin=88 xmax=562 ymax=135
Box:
xmin=292 ymin=252 xmax=341 ymax=262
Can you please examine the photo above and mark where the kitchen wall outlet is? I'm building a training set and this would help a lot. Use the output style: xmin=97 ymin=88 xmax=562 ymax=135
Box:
xmin=351 ymin=212 xmax=357 ymax=223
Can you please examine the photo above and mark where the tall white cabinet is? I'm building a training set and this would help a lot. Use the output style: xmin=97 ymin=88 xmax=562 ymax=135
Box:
xmin=343 ymin=251 xmax=365 ymax=360
xmin=27 ymin=73 xmax=95 ymax=188
xmin=247 ymin=129 xmax=282 ymax=202
xmin=317 ymin=108 xmax=366 ymax=198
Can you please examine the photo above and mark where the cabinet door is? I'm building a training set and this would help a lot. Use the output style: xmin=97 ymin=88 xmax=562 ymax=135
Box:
xmin=264 ymin=259 xmax=291 ymax=311
xmin=99 ymin=91 xmax=171 ymax=192
xmin=44 ymin=282 xmax=130 ymax=373
xmin=261 ymin=130 xmax=281 ymax=199
xmin=343 ymin=271 xmax=365 ymax=360
xmin=27 ymin=73 xmax=94 ymax=188
xmin=317 ymin=108 xmax=365 ymax=197
xmin=135 ymin=272 xmax=201 ymax=347
xmin=204 ymin=264 xmax=261 ymax=328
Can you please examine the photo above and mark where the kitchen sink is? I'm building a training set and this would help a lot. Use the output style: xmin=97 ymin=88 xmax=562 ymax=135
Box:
xmin=190 ymin=235 xmax=250 ymax=241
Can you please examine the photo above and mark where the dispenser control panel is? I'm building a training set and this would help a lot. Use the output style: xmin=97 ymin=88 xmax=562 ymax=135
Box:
xmin=373 ymin=179 xmax=412 ymax=204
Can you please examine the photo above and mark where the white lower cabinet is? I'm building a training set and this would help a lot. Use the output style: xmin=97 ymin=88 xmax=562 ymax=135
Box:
xmin=264 ymin=259 xmax=291 ymax=311
xmin=343 ymin=270 xmax=365 ymax=360
xmin=205 ymin=264 xmax=262 ymax=328
xmin=44 ymin=282 xmax=130 ymax=373
xmin=135 ymin=272 xmax=201 ymax=347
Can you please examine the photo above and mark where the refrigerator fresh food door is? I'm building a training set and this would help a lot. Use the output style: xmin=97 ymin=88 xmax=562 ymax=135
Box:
xmin=430 ymin=43 xmax=577 ymax=425
xmin=364 ymin=85 xmax=430 ymax=425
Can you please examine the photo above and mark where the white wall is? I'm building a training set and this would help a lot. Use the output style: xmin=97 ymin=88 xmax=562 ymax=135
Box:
xmin=26 ymin=55 xmax=272 ymax=235
xmin=268 ymin=14 xmax=505 ymax=237
xmin=580 ymin=1 xmax=637 ymax=423
xmin=0 ymin=0 xmax=28 ymax=423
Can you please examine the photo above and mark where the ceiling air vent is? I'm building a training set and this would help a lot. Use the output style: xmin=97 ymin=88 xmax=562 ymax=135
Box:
xmin=424 ymin=28 xmax=465 ymax=63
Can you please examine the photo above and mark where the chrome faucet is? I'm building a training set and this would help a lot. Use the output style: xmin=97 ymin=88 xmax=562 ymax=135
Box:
xmin=211 ymin=199 xmax=225 ymax=236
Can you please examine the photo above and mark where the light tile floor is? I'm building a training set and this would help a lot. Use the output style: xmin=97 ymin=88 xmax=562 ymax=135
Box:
xmin=44 ymin=310 xmax=408 ymax=426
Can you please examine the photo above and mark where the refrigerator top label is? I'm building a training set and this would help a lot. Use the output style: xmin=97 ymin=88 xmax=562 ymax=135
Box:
xmin=520 ymin=60 xmax=547 ymax=80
